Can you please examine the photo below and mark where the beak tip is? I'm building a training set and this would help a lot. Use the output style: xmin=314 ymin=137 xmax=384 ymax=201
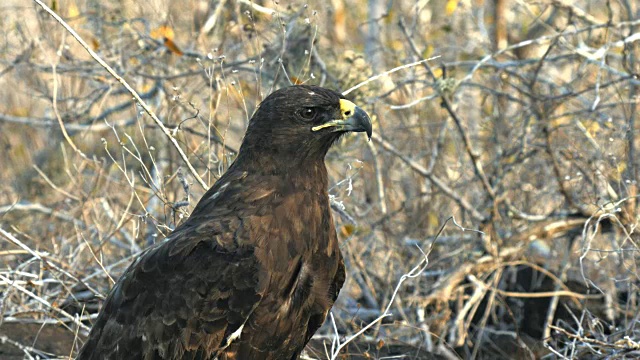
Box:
xmin=354 ymin=106 xmax=373 ymax=140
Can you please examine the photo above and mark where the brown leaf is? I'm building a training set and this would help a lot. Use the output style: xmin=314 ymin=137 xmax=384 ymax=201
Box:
xmin=151 ymin=25 xmax=175 ymax=40
xmin=164 ymin=38 xmax=184 ymax=56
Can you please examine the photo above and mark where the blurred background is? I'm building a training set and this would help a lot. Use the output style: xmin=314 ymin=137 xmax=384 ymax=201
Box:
xmin=1 ymin=0 xmax=639 ymax=358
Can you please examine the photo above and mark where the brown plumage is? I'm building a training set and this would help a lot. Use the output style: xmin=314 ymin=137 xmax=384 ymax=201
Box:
xmin=76 ymin=85 xmax=372 ymax=360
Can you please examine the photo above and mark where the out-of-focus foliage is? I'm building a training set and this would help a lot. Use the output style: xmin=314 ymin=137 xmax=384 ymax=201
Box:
xmin=1 ymin=0 xmax=639 ymax=359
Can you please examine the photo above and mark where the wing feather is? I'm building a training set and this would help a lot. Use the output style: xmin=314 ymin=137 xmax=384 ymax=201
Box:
xmin=77 ymin=171 xmax=278 ymax=360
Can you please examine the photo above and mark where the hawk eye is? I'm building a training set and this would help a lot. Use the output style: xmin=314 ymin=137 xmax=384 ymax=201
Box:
xmin=299 ymin=107 xmax=317 ymax=120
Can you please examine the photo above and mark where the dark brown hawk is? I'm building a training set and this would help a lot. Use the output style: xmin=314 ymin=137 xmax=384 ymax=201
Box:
xmin=76 ymin=85 xmax=372 ymax=360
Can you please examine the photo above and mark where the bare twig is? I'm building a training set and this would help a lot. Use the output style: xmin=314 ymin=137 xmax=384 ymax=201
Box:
xmin=0 ymin=273 xmax=90 ymax=332
xmin=342 ymin=57 xmax=440 ymax=96
xmin=371 ymin=133 xmax=485 ymax=221
xmin=32 ymin=0 xmax=208 ymax=190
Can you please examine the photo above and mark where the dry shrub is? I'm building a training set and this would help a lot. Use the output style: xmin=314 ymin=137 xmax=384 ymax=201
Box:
xmin=1 ymin=1 xmax=639 ymax=359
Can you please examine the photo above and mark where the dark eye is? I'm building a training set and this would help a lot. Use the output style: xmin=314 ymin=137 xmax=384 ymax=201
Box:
xmin=299 ymin=108 xmax=317 ymax=120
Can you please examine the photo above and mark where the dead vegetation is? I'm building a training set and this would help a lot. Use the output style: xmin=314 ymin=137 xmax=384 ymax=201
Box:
xmin=1 ymin=0 xmax=639 ymax=359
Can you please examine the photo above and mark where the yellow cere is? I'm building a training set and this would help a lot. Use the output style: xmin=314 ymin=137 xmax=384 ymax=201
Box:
xmin=311 ymin=99 xmax=357 ymax=132
xmin=339 ymin=99 xmax=357 ymax=118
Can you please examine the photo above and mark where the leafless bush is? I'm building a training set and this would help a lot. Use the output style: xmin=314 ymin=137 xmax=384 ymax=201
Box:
xmin=1 ymin=0 xmax=639 ymax=359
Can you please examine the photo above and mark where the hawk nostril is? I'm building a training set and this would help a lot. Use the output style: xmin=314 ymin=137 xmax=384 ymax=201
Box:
xmin=344 ymin=110 xmax=352 ymax=116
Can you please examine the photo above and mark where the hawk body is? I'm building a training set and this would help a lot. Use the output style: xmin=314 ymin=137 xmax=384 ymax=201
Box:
xmin=77 ymin=86 xmax=371 ymax=360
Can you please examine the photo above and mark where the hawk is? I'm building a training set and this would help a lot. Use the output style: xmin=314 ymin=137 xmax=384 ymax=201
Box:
xmin=77 ymin=85 xmax=372 ymax=359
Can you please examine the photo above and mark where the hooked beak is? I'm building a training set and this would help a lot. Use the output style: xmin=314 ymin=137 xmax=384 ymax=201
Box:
xmin=312 ymin=99 xmax=372 ymax=140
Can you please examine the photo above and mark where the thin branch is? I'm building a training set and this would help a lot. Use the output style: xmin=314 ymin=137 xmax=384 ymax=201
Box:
xmin=342 ymin=57 xmax=440 ymax=96
xmin=32 ymin=0 xmax=208 ymax=190
xmin=0 ymin=273 xmax=90 ymax=332
xmin=371 ymin=133 xmax=485 ymax=221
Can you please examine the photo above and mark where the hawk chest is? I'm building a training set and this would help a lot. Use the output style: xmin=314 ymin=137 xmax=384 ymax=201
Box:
xmin=254 ymin=191 xmax=337 ymax=267
xmin=254 ymin=190 xmax=340 ymax=310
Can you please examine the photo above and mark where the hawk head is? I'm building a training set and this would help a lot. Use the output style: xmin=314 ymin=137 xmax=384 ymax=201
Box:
xmin=238 ymin=85 xmax=372 ymax=165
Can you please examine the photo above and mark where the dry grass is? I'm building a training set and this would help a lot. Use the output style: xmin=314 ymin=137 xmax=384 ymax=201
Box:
xmin=1 ymin=0 xmax=639 ymax=359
